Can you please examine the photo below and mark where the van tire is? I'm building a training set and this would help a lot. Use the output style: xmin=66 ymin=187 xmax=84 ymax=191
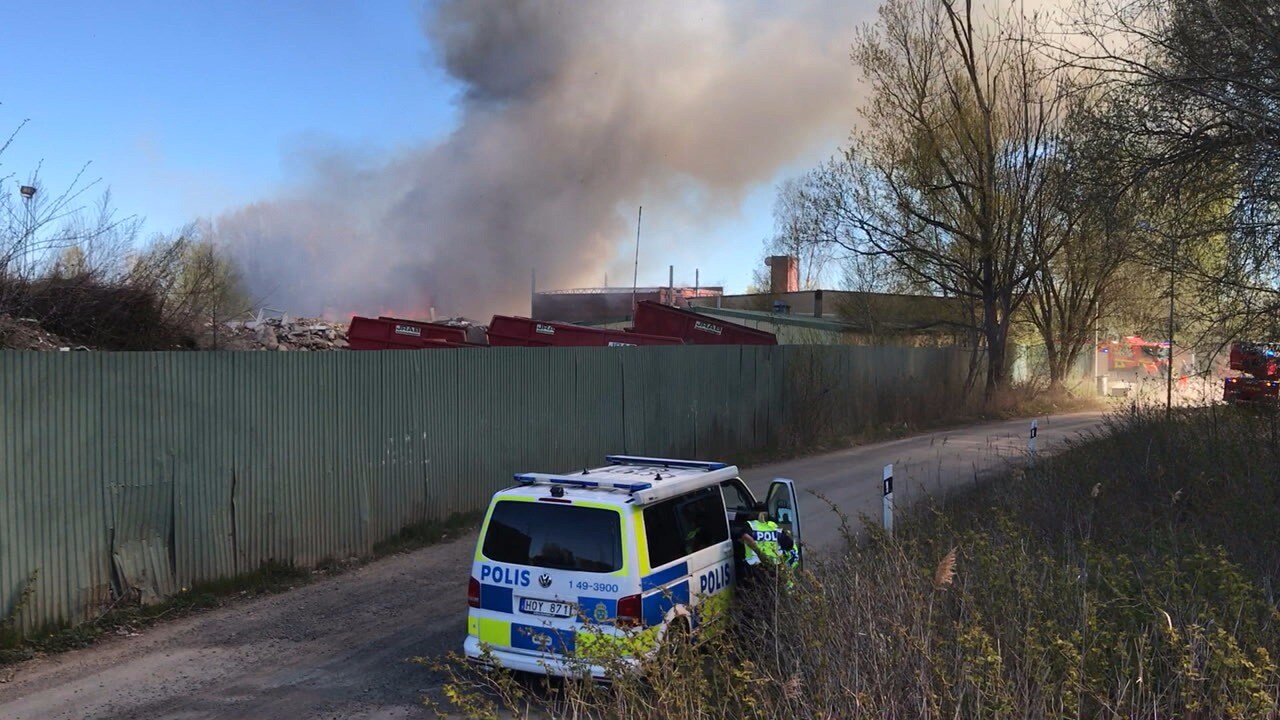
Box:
xmin=659 ymin=606 xmax=694 ymax=652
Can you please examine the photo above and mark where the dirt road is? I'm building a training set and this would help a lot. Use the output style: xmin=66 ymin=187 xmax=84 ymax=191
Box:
xmin=0 ymin=411 xmax=1105 ymax=719
xmin=742 ymin=411 xmax=1108 ymax=550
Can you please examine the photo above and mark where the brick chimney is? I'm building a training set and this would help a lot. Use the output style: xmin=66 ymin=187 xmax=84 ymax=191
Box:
xmin=766 ymin=255 xmax=799 ymax=294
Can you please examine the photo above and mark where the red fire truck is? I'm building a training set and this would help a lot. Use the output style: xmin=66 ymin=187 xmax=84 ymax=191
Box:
xmin=1223 ymin=341 xmax=1280 ymax=404
xmin=1097 ymin=336 xmax=1170 ymax=396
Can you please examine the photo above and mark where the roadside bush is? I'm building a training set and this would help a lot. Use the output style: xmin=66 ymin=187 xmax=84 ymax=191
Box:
xmin=0 ymin=275 xmax=194 ymax=350
xmin=435 ymin=406 xmax=1280 ymax=719
xmin=0 ymin=227 xmax=251 ymax=350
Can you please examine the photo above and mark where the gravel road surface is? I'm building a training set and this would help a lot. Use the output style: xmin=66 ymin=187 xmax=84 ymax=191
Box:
xmin=0 ymin=411 xmax=1105 ymax=719
xmin=741 ymin=411 xmax=1107 ymax=550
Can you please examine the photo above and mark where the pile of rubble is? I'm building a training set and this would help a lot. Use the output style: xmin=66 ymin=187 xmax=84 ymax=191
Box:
xmin=0 ymin=315 xmax=90 ymax=351
xmin=216 ymin=310 xmax=350 ymax=351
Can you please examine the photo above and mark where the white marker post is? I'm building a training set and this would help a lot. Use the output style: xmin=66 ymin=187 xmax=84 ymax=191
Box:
xmin=882 ymin=463 xmax=894 ymax=537
xmin=1028 ymin=419 xmax=1039 ymax=459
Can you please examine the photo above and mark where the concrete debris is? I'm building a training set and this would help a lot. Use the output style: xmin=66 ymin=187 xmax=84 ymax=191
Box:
xmin=430 ymin=317 xmax=488 ymax=345
xmin=215 ymin=314 xmax=351 ymax=351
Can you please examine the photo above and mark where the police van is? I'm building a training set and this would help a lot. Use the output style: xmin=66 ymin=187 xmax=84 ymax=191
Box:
xmin=463 ymin=455 xmax=803 ymax=678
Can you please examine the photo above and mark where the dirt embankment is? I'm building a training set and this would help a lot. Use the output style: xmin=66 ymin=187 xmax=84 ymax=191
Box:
xmin=0 ymin=315 xmax=85 ymax=351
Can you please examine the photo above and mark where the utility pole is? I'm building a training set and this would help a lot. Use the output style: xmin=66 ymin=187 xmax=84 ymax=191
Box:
xmin=632 ymin=206 xmax=642 ymax=316
xmin=1093 ymin=315 xmax=1099 ymax=384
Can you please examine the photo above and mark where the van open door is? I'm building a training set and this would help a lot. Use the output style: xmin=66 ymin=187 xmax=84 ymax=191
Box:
xmin=765 ymin=479 xmax=803 ymax=569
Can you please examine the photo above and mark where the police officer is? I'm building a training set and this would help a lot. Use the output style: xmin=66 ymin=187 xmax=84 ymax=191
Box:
xmin=740 ymin=511 xmax=798 ymax=585
xmin=736 ymin=511 xmax=796 ymax=636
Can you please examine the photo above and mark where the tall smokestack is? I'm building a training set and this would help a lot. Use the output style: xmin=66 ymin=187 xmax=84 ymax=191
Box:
xmin=766 ymin=256 xmax=799 ymax=294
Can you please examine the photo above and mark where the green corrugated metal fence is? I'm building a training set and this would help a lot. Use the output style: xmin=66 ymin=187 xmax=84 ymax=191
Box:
xmin=0 ymin=345 xmax=971 ymax=631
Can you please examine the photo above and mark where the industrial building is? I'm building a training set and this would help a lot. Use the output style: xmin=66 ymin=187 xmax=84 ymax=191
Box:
xmin=531 ymin=285 xmax=722 ymax=324
xmin=531 ymin=255 xmax=973 ymax=347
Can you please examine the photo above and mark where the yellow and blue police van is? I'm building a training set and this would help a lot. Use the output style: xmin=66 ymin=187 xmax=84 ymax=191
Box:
xmin=463 ymin=455 xmax=803 ymax=678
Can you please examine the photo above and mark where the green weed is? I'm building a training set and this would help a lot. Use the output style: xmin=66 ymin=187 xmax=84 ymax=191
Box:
xmin=373 ymin=510 xmax=482 ymax=557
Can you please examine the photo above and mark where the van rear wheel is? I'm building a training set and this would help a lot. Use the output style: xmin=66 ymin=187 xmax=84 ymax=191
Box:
xmin=657 ymin=615 xmax=696 ymax=659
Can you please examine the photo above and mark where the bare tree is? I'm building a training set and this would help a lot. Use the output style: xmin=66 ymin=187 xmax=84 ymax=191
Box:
xmin=0 ymin=174 xmax=133 ymax=285
xmin=0 ymin=114 xmax=140 ymax=317
xmin=804 ymin=0 xmax=1070 ymax=399
xmin=0 ymin=111 xmax=255 ymax=350
xmin=762 ymin=175 xmax=837 ymax=290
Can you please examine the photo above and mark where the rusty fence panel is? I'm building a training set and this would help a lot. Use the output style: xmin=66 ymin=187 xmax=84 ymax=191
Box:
xmin=0 ymin=344 xmax=975 ymax=631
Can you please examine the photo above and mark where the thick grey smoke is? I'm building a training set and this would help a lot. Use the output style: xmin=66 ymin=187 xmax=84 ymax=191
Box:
xmin=219 ymin=0 xmax=866 ymax=319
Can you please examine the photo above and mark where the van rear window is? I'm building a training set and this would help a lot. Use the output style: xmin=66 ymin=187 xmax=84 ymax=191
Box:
xmin=482 ymin=501 xmax=623 ymax=573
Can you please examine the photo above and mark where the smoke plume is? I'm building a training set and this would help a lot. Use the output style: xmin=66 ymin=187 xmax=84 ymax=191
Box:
xmin=219 ymin=0 xmax=866 ymax=320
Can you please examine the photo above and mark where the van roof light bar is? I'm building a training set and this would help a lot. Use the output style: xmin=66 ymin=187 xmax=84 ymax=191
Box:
xmin=514 ymin=472 xmax=654 ymax=493
xmin=604 ymin=455 xmax=728 ymax=471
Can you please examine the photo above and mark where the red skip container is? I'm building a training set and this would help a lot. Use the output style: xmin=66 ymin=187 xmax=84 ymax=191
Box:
xmin=347 ymin=316 xmax=475 ymax=350
xmin=630 ymin=301 xmax=777 ymax=345
xmin=487 ymin=315 xmax=683 ymax=347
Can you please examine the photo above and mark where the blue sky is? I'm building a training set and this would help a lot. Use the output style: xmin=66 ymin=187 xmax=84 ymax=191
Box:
xmin=0 ymin=1 xmax=813 ymax=295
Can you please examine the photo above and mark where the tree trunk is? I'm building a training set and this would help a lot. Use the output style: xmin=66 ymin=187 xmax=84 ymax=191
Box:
xmin=982 ymin=296 xmax=1007 ymax=402
xmin=984 ymin=329 xmax=1007 ymax=401
xmin=982 ymin=287 xmax=1017 ymax=402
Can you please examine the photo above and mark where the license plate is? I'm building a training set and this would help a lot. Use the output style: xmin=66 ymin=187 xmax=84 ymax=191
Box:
xmin=520 ymin=598 xmax=575 ymax=618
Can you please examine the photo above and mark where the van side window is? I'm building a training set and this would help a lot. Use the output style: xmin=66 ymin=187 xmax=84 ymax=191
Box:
xmin=643 ymin=503 xmax=686 ymax=568
xmin=679 ymin=487 xmax=730 ymax=552
xmin=643 ymin=487 xmax=730 ymax=568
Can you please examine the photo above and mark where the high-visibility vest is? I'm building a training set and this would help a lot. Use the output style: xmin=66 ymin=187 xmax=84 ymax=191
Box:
xmin=744 ymin=519 xmax=783 ymax=566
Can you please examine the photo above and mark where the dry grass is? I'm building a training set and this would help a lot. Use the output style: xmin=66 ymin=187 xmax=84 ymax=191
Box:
xmin=932 ymin=547 xmax=956 ymax=590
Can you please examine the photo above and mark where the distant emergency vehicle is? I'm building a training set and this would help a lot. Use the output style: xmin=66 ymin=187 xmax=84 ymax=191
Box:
xmin=1098 ymin=335 xmax=1170 ymax=396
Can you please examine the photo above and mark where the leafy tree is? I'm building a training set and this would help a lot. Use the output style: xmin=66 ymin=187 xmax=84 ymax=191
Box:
xmin=1023 ymin=89 xmax=1141 ymax=388
xmin=1062 ymin=0 xmax=1280 ymax=346
xmin=127 ymin=222 xmax=251 ymax=333
xmin=800 ymin=0 xmax=1070 ymax=399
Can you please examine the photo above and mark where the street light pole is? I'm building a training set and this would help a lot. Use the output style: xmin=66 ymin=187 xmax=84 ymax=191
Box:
xmin=18 ymin=185 xmax=36 ymax=278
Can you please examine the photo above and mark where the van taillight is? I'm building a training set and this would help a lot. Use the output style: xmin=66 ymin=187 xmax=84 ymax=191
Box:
xmin=617 ymin=593 xmax=642 ymax=627
xmin=468 ymin=577 xmax=481 ymax=608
